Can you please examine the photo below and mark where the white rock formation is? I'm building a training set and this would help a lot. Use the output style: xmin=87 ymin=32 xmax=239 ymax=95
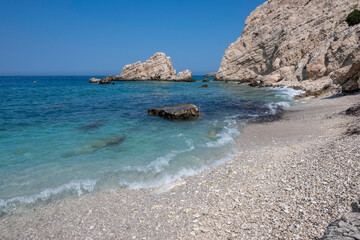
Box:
xmin=216 ymin=0 xmax=360 ymax=93
xmin=175 ymin=69 xmax=192 ymax=81
xmin=89 ymin=78 xmax=101 ymax=83
xmin=116 ymin=52 xmax=193 ymax=81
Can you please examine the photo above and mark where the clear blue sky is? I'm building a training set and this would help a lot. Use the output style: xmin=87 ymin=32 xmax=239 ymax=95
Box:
xmin=0 ymin=0 xmax=265 ymax=76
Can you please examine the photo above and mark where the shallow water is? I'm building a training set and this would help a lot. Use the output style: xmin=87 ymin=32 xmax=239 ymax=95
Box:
xmin=0 ymin=76 xmax=303 ymax=214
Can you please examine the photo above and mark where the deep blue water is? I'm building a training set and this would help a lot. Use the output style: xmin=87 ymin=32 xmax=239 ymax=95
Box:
xmin=0 ymin=76 xmax=303 ymax=214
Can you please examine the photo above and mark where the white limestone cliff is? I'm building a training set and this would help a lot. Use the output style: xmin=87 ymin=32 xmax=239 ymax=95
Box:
xmin=216 ymin=0 xmax=360 ymax=93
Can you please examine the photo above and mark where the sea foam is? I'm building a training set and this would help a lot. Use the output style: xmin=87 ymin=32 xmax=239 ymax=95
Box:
xmin=0 ymin=179 xmax=97 ymax=216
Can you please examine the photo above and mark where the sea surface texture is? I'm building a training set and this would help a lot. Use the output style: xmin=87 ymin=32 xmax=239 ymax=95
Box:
xmin=0 ymin=76 xmax=302 ymax=214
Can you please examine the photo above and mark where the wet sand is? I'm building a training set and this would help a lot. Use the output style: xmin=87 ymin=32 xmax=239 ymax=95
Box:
xmin=1 ymin=93 xmax=359 ymax=239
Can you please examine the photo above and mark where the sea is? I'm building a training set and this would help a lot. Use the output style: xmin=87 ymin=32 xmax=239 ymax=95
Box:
xmin=0 ymin=76 xmax=304 ymax=215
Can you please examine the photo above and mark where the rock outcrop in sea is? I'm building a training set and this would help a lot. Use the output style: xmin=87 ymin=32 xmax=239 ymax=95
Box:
xmin=91 ymin=52 xmax=193 ymax=82
xmin=148 ymin=104 xmax=199 ymax=120
xmin=89 ymin=78 xmax=100 ymax=83
xmin=215 ymin=0 xmax=360 ymax=94
xmin=203 ymin=72 xmax=217 ymax=77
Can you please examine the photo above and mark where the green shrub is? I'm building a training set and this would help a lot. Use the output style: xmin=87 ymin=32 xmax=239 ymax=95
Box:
xmin=346 ymin=9 xmax=360 ymax=26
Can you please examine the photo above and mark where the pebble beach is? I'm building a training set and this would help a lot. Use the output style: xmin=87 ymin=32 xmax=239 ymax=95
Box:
xmin=1 ymin=92 xmax=359 ymax=239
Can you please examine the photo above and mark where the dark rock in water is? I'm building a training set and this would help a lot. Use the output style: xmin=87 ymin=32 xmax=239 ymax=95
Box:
xmin=202 ymin=79 xmax=210 ymax=82
xmin=322 ymin=199 xmax=360 ymax=240
xmin=201 ymin=85 xmax=208 ymax=88
xmin=148 ymin=104 xmax=199 ymax=120
xmin=89 ymin=75 xmax=116 ymax=84
xmin=90 ymin=136 xmax=125 ymax=149
xmin=203 ymin=72 xmax=217 ymax=77
xmin=345 ymin=104 xmax=360 ymax=116
xmin=62 ymin=136 xmax=125 ymax=158
xmin=104 ymin=75 xmax=118 ymax=81
xmin=112 ymin=83 xmax=115 ymax=85
xmin=77 ymin=120 xmax=107 ymax=132
xmin=248 ymin=80 xmax=263 ymax=87
xmin=61 ymin=151 xmax=78 ymax=158
xmin=99 ymin=77 xmax=111 ymax=85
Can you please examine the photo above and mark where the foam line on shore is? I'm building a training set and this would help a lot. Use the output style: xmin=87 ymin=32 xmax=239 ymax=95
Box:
xmin=0 ymin=179 xmax=97 ymax=216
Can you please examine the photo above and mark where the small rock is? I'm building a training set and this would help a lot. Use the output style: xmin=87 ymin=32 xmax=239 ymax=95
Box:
xmin=200 ymin=227 xmax=210 ymax=233
xmin=184 ymin=208 xmax=193 ymax=214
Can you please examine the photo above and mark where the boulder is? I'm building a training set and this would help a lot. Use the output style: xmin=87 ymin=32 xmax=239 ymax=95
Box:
xmin=215 ymin=0 xmax=360 ymax=94
xmin=148 ymin=104 xmax=199 ymax=120
xmin=201 ymin=85 xmax=208 ymax=88
xmin=346 ymin=104 xmax=360 ymax=116
xmin=202 ymin=79 xmax=210 ymax=82
xmin=175 ymin=69 xmax=194 ymax=81
xmin=322 ymin=199 xmax=360 ymax=239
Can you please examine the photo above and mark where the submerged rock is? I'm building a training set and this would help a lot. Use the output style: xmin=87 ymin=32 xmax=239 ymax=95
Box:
xmin=90 ymin=136 xmax=125 ymax=149
xmin=207 ymin=130 xmax=217 ymax=139
xmin=201 ymin=85 xmax=208 ymax=88
xmin=148 ymin=104 xmax=199 ymax=120
xmin=62 ymin=136 xmax=125 ymax=158
xmin=216 ymin=0 xmax=360 ymax=94
xmin=77 ymin=120 xmax=107 ymax=132
xmin=202 ymin=79 xmax=210 ymax=82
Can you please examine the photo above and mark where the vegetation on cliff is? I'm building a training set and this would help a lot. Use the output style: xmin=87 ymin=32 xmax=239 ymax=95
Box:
xmin=346 ymin=9 xmax=360 ymax=26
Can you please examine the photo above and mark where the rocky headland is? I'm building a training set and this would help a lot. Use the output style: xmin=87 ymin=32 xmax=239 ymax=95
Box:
xmin=90 ymin=52 xmax=194 ymax=83
xmin=215 ymin=0 xmax=360 ymax=94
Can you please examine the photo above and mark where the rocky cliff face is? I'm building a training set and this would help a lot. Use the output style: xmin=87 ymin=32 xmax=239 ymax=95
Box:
xmin=117 ymin=52 xmax=192 ymax=81
xmin=216 ymin=0 xmax=360 ymax=93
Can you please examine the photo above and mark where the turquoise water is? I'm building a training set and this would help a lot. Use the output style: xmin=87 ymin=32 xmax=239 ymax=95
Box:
xmin=0 ymin=76 xmax=303 ymax=214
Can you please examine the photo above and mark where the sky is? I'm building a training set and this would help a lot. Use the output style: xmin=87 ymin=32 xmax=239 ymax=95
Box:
xmin=0 ymin=0 xmax=265 ymax=76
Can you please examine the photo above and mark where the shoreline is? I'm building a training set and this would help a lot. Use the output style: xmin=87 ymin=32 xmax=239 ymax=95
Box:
xmin=1 ymin=93 xmax=359 ymax=239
